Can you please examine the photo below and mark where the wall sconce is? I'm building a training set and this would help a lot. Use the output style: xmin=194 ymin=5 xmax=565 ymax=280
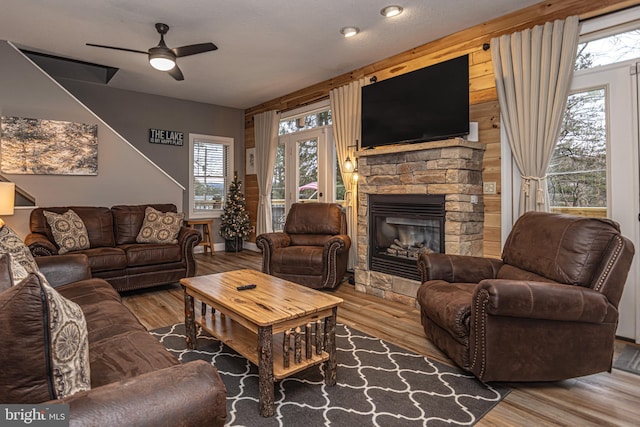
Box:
xmin=0 ymin=182 xmax=16 ymax=227
xmin=342 ymin=141 xmax=360 ymax=183
xmin=344 ymin=156 xmax=354 ymax=172
xmin=343 ymin=141 xmax=359 ymax=173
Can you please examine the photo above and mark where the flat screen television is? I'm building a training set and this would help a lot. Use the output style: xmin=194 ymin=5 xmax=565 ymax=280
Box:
xmin=361 ymin=55 xmax=469 ymax=149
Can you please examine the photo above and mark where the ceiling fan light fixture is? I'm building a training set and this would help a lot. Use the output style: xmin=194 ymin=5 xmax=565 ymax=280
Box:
xmin=149 ymin=48 xmax=176 ymax=71
xmin=340 ymin=27 xmax=359 ymax=38
xmin=381 ymin=5 xmax=403 ymax=18
xmin=86 ymin=22 xmax=217 ymax=81
xmin=149 ymin=56 xmax=175 ymax=71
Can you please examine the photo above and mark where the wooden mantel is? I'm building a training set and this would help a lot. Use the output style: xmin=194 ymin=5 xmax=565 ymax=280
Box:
xmin=355 ymin=137 xmax=485 ymax=158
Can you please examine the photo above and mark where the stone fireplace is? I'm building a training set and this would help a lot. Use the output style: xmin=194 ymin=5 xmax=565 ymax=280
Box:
xmin=354 ymin=138 xmax=485 ymax=306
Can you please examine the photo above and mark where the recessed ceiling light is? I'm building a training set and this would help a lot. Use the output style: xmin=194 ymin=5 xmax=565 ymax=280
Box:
xmin=340 ymin=27 xmax=359 ymax=38
xmin=381 ymin=5 xmax=403 ymax=18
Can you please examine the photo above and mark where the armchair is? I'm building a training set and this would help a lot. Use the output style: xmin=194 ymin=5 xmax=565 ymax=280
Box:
xmin=416 ymin=211 xmax=634 ymax=382
xmin=256 ymin=203 xmax=351 ymax=289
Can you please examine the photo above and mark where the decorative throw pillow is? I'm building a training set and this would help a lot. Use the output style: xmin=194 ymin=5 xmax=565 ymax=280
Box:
xmin=0 ymin=253 xmax=14 ymax=292
xmin=39 ymin=272 xmax=91 ymax=398
xmin=0 ymin=225 xmax=39 ymax=283
xmin=136 ymin=207 xmax=184 ymax=244
xmin=0 ymin=272 xmax=91 ymax=402
xmin=43 ymin=209 xmax=90 ymax=254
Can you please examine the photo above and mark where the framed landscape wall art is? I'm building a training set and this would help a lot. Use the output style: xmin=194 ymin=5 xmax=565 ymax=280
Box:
xmin=246 ymin=147 xmax=256 ymax=175
xmin=0 ymin=116 xmax=98 ymax=175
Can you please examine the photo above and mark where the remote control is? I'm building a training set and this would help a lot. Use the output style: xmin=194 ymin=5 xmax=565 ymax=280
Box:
xmin=236 ymin=284 xmax=257 ymax=291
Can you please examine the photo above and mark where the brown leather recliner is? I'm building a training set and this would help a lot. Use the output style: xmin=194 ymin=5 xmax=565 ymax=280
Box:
xmin=416 ymin=211 xmax=635 ymax=382
xmin=256 ymin=203 xmax=351 ymax=289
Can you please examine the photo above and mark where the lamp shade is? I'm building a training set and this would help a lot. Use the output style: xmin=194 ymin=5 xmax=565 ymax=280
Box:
xmin=0 ymin=182 xmax=15 ymax=216
xmin=344 ymin=156 xmax=354 ymax=172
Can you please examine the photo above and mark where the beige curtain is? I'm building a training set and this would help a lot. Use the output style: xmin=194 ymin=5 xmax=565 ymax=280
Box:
xmin=253 ymin=110 xmax=279 ymax=235
xmin=330 ymin=78 xmax=365 ymax=269
xmin=491 ymin=16 xmax=580 ymax=213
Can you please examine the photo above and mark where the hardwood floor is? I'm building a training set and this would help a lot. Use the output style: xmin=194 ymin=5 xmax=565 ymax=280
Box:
xmin=121 ymin=251 xmax=640 ymax=426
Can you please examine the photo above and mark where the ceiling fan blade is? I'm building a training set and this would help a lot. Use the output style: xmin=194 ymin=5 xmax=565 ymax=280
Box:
xmin=168 ymin=64 xmax=184 ymax=81
xmin=172 ymin=42 xmax=218 ymax=58
xmin=86 ymin=43 xmax=148 ymax=55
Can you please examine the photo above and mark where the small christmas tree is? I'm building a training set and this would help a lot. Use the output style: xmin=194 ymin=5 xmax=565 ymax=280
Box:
xmin=219 ymin=172 xmax=251 ymax=252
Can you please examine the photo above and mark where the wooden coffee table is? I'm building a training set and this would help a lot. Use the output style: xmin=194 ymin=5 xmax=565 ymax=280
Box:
xmin=180 ymin=269 xmax=343 ymax=417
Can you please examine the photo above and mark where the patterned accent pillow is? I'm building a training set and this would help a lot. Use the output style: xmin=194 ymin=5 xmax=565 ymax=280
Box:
xmin=0 ymin=272 xmax=91 ymax=402
xmin=136 ymin=207 xmax=184 ymax=244
xmin=43 ymin=209 xmax=90 ymax=254
xmin=0 ymin=225 xmax=39 ymax=284
xmin=39 ymin=272 xmax=91 ymax=398
xmin=0 ymin=253 xmax=14 ymax=292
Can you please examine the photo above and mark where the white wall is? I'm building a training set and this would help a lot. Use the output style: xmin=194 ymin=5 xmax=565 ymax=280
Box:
xmin=0 ymin=41 xmax=183 ymax=237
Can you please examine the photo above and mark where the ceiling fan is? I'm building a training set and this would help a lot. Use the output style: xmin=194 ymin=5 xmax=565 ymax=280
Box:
xmin=86 ymin=23 xmax=217 ymax=81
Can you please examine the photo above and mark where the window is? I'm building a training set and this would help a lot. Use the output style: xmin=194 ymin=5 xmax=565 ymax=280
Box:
xmin=271 ymin=144 xmax=286 ymax=231
xmin=547 ymin=20 xmax=640 ymax=218
xmin=335 ymin=155 xmax=345 ymax=204
xmin=279 ymin=109 xmax=332 ymax=135
xmin=547 ymin=88 xmax=607 ymax=215
xmin=189 ymin=134 xmax=233 ymax=218
xmin=576 ymin=26 xmax=640 ymax=70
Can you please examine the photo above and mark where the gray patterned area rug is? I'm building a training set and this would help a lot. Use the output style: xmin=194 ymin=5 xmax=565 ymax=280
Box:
xmin=151 ymin=323 xmax=509 ymax=426
xmin=613 ymin=345 xmax=640 ymax=375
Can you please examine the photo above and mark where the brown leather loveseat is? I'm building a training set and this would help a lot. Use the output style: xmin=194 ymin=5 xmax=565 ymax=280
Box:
xmin=0 ymin=253 xmax=227 ymax=426
xmin=25 ymin=204 xmax=200 ymax=292
xmin=256 ymin=203 xmax=351 ymax=289
xmin=416 ymin=211 xmax=634 ymax=382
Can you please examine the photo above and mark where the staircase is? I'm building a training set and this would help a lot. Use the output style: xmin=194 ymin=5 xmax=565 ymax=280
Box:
xmin=0 ymin=174 xmax=35 ymax=207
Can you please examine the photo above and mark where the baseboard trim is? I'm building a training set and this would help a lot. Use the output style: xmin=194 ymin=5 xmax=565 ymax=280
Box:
xmin=195 ymin=242 xmax=260 ymax=253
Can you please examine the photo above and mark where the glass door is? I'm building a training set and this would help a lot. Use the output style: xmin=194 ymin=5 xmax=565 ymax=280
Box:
xmin=270 ymin=101 xmax=338 ymax=231
xmin=271 ymin=131 xmax=324 ymax=231
xmin=281 ymin=128 xmax=334 ymax=210
xmin=547 ymin=61 xmax=639 ymax=340
xmin=504 ymin=9 xmax=640 ymax=341
xmin=294 ymin=133 xmax=319 ymax=203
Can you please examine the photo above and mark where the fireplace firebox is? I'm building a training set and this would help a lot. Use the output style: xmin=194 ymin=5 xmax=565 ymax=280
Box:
xmin=369 ymin=194 xmax=445 ymax=281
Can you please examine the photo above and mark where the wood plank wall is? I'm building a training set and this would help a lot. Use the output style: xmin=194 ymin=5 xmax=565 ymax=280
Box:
xmin=243 ymin=0 xmax=640 ymax=258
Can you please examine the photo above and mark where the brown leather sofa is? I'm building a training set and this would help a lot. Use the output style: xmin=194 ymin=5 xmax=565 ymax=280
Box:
xmin=1 ymin=253 xmax=226 ymax=426
xmin=416 ymin=211 xmax=634 ymax=382
xmin=256 ymin=203 xmax=351 ymax=289
xmin=25 ymin=204 xmax=200 ymax=292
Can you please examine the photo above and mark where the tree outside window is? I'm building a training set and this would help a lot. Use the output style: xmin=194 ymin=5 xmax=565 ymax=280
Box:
xmin=547 ymin=89 xmax=606 ymax=210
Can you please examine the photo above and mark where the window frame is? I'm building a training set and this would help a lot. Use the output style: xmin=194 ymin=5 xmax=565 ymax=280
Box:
xmin=188 ymin=133 xmax=234 ymax=219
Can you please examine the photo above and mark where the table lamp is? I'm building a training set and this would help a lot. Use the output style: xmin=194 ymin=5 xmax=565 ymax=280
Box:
xmin=0 ymin=182 xmax=15 ymax=227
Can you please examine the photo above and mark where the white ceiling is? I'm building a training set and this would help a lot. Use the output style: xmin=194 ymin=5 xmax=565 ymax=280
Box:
xmin=1 ymin=0 xmax=540 ymax=109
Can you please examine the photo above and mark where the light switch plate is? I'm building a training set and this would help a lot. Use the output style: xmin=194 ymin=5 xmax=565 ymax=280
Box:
xmin=483 ymin=181 xmax=497 ymax=194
